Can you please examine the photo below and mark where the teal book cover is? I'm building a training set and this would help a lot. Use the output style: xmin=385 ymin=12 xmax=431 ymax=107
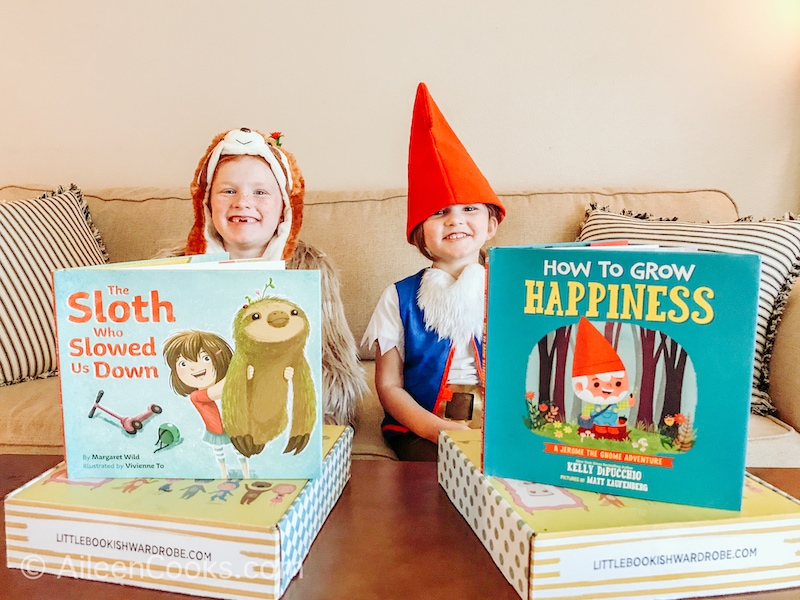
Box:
xmin=483 ymin=244 xmax=761 ymax=510
xmin=53 ymin=259 xmax=322 ymax=480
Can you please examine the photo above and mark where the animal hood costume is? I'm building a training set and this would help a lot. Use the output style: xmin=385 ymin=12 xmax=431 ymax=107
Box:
xmin=187 ymin=128 xmax=304 ymax=261
xmin=185 ymin=128 xmax=366 ymax=425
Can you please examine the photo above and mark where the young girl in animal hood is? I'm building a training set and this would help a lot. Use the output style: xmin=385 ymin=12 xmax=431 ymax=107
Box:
xmin=362 ymin=84 xmax=506 ymax=461
xmin=171 ymin=128 xmax=366 ymax=426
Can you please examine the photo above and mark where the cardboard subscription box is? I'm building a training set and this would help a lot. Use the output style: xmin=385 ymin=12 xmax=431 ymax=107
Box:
xmin=438 ymin=429 xmax=800 ymax=600
xmin=5 ymin=425 xmax=352 ymax=600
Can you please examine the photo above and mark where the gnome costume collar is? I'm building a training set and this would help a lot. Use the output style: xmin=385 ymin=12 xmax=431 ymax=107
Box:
xmin=417 ymin=264 xmax=486 ymax=348
xmin=406 ymin=82 xmax=506 ymax=242
xmin=187 ymin=128 xmax=305 ymax=261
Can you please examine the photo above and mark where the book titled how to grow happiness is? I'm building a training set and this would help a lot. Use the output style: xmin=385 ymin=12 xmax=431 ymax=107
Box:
xmin=483 ymin=243 xmax=761 ymax=510
xmin=53 ymin=256 xmax=323 ymax=480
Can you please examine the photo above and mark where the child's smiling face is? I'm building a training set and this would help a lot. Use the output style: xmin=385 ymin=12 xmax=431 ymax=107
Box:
xmin=209 ymin=155 xmax=283 ymax=259
xmin=175 ymin=351 xmax=217 ymax=390
xmin=422 ymin=203 xmax=497 ymax=273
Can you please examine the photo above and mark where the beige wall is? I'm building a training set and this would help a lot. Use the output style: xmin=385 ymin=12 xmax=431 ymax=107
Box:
xmin=2 ymin=1 xmax=800 ymax=218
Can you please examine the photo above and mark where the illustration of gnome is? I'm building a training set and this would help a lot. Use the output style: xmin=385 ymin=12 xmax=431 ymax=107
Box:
xmin=571 ymin=317 xmax=637 ymax=440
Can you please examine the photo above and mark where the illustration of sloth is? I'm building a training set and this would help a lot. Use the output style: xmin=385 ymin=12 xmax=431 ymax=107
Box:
xmin=222 ymin=296 xmax=317 ymax=457
xmin=240 ymin=481 xmax=272 ymax=505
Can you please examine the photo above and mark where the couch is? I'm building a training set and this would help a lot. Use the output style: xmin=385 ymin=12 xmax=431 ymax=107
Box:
xmin=2 ymin=184 xmax=799 ymax=466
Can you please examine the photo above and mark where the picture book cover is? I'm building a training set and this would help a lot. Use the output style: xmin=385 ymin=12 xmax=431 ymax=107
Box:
xmin=483 ymin=244 xmax=761 ymax=510
xmin=53 ymin=259 xmax=323 ymax=480
xmin=440 ymin=430 xmax=800 ymax=600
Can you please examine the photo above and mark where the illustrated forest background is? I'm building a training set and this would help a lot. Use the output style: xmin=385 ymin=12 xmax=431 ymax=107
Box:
xmin=525 ymin=321 xmax=698 ymax=454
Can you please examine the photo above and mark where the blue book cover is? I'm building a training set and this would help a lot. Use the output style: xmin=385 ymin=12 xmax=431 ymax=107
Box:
xmin=483 ymin=244 xmax=760 ymax=510
xmin=53 ymin=258 xmax=322 ymax=480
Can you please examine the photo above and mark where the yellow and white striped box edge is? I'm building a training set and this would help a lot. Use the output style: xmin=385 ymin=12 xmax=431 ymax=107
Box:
xmin=438 ymin=430 xmax=800 ymax=600
xmin=5 ymin=426 xmax=352 ymax=600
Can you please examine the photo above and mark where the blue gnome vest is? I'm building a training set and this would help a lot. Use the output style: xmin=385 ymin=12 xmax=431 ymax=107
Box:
xmin=382 ymin=269 xmax=483 ymax=439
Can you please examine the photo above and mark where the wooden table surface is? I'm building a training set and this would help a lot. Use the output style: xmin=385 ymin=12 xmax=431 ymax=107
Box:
xmin=1 ymin=454 xmax=798 ymax=600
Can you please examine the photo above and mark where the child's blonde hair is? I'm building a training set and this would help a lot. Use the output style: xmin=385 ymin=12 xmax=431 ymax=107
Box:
xmin=163 ymin=330 xmax=233 ymax=396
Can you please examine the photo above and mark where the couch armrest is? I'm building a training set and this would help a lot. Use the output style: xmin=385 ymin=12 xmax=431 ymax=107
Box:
xmin=769 ymin=278 xmax=800 ymax=432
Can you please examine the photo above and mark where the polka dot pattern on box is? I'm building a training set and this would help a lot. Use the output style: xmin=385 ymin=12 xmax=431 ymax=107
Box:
xmin=437 ymin=433 xmax=532 ymax=598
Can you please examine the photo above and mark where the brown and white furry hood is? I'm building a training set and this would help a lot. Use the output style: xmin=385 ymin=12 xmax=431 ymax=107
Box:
xmin=187 ymin=128 xmax=305 ymax=261
xmin=181 ymin=128 xmax=367 ymax=427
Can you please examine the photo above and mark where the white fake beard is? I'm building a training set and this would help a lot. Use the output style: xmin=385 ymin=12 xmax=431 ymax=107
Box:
xmin=574 ymin=387 xmax=629 ymax=406
xmin=416 ymin=264 xmax=485 ymax=348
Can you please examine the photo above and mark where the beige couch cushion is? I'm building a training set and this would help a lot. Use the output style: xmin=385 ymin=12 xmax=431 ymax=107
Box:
xmin=83 ymin=187 xmax=193 ymax=263
xmin=300 ymin=188 xmax=740 ymax=359
xmin=0 ymin=185 xmax=193 ymax=264
xmin=0 ymin=362 xmax=399 ymax=458
xmin=0 ymin=185 xmax=748 ymax=457
xmin=356 ymin=361 xmax=397 ymax=460
xmin=0 ymin=376 xmax=63 ymax=454
xmin=770 ymin=278 xmax=800 ymax=430
xmin=3 ymin=186 xmax=739 ymax=359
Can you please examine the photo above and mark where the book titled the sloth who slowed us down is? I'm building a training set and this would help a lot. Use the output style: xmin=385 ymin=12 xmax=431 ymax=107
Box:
xmin=53 ymin=256 xmax=322 ymax=480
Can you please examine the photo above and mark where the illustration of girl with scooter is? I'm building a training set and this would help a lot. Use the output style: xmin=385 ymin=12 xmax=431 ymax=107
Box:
xmin=162 ymin=330 xmax=249 ymax=478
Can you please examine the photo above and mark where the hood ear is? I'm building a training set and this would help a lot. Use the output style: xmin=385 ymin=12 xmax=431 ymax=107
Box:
xmin=279 ymin=145 xmax=304 ymax=261
xmin=187 ymin=130 xmax=227 ymax=255
xmin=186 ymin=129 xmax=305 ymax=260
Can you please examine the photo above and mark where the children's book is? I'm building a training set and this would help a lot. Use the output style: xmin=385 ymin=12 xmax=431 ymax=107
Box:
xmin=53 ymin=256 xmax=323 ymax=480
xmin=5 ymin=425 xmax=352 ymax=600
xmin=440 ymin=430 xmax=800 ymax=600
xmin=483 ymin=244 xmax=761 ymax=510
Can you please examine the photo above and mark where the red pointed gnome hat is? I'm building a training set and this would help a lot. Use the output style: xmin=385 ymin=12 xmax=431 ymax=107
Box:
xmin=186 ymin=128 xmax=305 ymax=261
xmin=406 ymin=82 xmax=506 ymax=241
xmin=571 ymin=317 xmax=625 ymax=377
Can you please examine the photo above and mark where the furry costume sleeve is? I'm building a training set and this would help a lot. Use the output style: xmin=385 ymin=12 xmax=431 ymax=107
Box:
xmin=287 ymin=239 xmax=368 ymax=426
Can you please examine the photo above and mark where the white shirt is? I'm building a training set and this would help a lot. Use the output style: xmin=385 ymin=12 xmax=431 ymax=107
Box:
xmin=361 ymin=265 xmax=485 ymax=386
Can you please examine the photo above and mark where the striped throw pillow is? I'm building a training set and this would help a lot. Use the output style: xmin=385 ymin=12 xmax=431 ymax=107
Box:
xmin=0 ymin=186 xmax=108 ymax=385
xmin=579 ymin=209 xmax=800 ymax=416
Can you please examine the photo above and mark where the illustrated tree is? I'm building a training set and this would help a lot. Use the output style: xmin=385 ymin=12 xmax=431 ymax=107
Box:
xmin=536 ymin=324 xmax=573 ymax=415
xmin=660 ymin=333 xmax=688 ymax=419
xmin=603 ymin=321 xmax=623 ymax=349
xmin=551 ymin=324 xmax=573 ymax=415
xmin=635 ymin=325 xmax=666 ymax=428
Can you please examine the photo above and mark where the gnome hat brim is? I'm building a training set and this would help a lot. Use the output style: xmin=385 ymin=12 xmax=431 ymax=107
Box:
xmin=187 ymin=128 xmax=305 ymax=261
xmin=406 ymin=83 xmax=506 ymax=241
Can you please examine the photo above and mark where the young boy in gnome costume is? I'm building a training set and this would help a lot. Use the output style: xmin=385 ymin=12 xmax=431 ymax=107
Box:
xmin=362 ymin=83 xmax=506 ymax=461
xmin=167 ymin=127 xmax=366 ymax=426
xmin=571 ymin=316 xmax=637 ymax=440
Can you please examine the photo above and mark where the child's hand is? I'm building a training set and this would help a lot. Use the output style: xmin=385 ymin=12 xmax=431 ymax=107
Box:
xmin=375 ymin=346 xmax=473 ymax=443
xmin=284 ymin=366 xmax=294 ymax=381
xmin=423 ymin=416 xmax=469 ymax=442
xmin=440 ymin=420 xmax=471 ymax=432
